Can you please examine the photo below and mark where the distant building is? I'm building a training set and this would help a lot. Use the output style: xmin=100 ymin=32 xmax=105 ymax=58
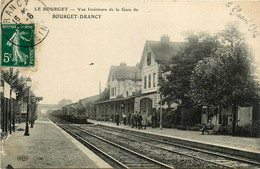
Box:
xmin=107 ymin=63 xmax=142 ymax=99
xmin=95 ymin=63 xmax=142 ymax=121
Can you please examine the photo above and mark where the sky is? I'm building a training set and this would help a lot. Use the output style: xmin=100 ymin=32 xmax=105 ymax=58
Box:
xmin=2 ymin=0 xmax=260 ymax=104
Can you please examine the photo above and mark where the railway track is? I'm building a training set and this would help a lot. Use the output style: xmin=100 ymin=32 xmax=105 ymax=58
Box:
xmin=51 ymin=117 xmax=260 ymax=168
xmin=51 ymin=118 xmax=173 ymax=169
xmin=93 ymin=125 xmax=260 ymax=168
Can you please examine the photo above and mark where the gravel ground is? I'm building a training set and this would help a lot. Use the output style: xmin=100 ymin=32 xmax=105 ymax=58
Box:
xmin=80 ymin=125 xmax=225 ymax=168
xmin=63 ymin=125 xmax=165 ymax=168
xmin=88 ymin=119 xmax=260 ymax=154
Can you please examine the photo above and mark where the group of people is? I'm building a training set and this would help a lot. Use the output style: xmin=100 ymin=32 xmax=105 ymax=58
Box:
xmin=130 ymin=111 xmax=147 ymax=129
xmin=114 ymin=111 xmax=158 ymax=130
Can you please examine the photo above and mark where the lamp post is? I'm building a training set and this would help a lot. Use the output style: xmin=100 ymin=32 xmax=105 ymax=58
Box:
xmin=31 ymin=96 xmax=35 ymax=128
xmin=24 ymin=77 xmax=31 ymax=136
xmin=12 ymin=91 xmax=18 ymax=132
xmin=121 ymin=103 xmax=124 ymax=124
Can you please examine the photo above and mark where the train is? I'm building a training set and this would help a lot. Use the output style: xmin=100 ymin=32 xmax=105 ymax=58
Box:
xmin=61 ymin=103 xmax=88 ymax=124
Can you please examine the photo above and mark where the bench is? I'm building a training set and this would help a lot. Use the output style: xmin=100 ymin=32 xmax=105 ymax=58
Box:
xmin=206 ymin=124 xmax=221 ymax=135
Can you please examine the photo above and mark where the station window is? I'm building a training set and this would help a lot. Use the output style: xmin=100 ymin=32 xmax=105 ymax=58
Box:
xmin=144 ymin=75 xmax=147 ymax=89
xmin=153 ymin=73 xmax=156 ymax=87
xmin=147 ymin=52 xmax=151 ymax=66
xmin=223 ymin=115 xmax=229 ymax=125
xmin=111 ymin=87 xmax=114 ymax=96
xmin=148 ymin=74 xmax=151 ymax=88
xmin=112 ymin=75 xmax=114 ymax=81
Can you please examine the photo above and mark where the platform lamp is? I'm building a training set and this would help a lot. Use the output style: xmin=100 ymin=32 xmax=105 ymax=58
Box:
xmin=30 ymin=95 xmax=36 ymax=128
xmin=159 ymin=94 xmax=166 ymax=130
xmin=24 ymin=77 xmax=31 ymax=136
xmin=121 ymin=103 xmax=125 ymax=124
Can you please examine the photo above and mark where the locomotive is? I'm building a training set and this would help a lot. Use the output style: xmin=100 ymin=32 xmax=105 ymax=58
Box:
xmin=62 ymin=103 xmax=88 ymax=123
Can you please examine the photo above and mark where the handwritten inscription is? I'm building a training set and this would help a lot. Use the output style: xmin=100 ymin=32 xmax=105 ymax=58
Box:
xmin=226 ymin=2 xmax=259 ymax=38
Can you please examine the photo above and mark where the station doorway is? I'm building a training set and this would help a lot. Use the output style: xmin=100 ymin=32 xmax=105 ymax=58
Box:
xmin=140 ymin=98 xmax=152 ymax=116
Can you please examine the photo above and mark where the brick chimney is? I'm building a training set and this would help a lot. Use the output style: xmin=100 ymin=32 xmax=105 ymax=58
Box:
xmin=120 ymin=62 xmax=126 ymax=66
xmin=161 ymin=34 xmax=170 ymax=44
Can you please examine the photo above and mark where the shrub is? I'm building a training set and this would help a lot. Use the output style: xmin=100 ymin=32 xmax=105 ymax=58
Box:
xmin=235 ymin=123 xmax=260 ymax=137
xmin=169 ymin=124 xmax=201 ymax=131
xmin=220 ymin=125 xmax=232 ymax=135
xmin=162 ymin=108 xmax=175 ymax=128
xmin=190 ymin=126 xmax=201 ymax=131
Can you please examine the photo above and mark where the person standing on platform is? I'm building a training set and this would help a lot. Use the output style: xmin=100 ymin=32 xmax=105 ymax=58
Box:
xmin=128 ymin=113 xmax=131 ymax=126
xmin=122 ymin=113 xmax=126 ymax=125
xmin=142 ymin=111 xmax=147 ymax=130
xmin=134 ymin=112 xmax=138 ymax=129
xmin=115 ymin=114 xmax=120 ymax=126
xmin=131 ymin=113 xmax=134 ymax=128
xmin=138 ymin=113 xmax=143 ymax=130
xmin=152 ymin=111 xmax=157 ymax=128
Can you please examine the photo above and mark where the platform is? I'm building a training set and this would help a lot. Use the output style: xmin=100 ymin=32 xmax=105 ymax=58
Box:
xmin=1 ymin=117 xmax=111 ymax=169
xmin=88 ymin=119 xmax=260 ymax=161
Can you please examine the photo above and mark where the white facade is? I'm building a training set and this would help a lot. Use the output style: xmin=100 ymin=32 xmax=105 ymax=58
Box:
xmin=141 ymin=45 xmax=159 ymax=94
xmin=109 ymin=79 xmax=124 ymax=99
xmin=109 ymin=73 xmax=141 ymax=100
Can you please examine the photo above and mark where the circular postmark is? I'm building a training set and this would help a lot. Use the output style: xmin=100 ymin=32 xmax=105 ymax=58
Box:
xmin=1 ymin=0 xmax=50 ymax=47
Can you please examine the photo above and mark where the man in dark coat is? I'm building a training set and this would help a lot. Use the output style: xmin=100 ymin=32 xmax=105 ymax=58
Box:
xmin=138 ymin=113 xmax=142 ymax=130
xmin=128 ymin=113 xmax=131 ymax=126
xmin=134 ymin=112 xmax=138 ymax=128
xmin=151 ymin=111 xmax=157 ymax=128
xmin=131 ymin=113 xmax=134 ymax=128
xmin=115 ymin=114 xmax=120 ymax=126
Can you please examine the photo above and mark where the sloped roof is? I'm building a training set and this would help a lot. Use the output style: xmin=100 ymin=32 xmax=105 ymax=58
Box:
xmin=64 ymin=102 xmax=77 ymax=107
xmin=107 ymin=65 xmax=142 ymax=83
xmin=95 ymin=95 xmax=135 ymax=104
xmin=140 ymin=40 xmax=186 ymax=68
xmin=79 ymin=94 xmax=100 ymax=105
xmin=125 ymin=80 xmax=142 ymax=93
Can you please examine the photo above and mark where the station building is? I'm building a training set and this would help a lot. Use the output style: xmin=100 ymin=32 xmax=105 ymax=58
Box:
xmin=65 ymin=35 xmax=259 ymax=128
xmin=95 ymin=63 xmax=142 ymax=121
xmin=134 ymin=35 xmax=185 ymax=120
xmin=95 ymin=35 xmax=187 ymax=123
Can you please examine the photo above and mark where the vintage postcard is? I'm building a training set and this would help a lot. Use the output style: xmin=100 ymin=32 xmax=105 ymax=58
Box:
xmin=1 ymin=0 xmax=260 ymax=168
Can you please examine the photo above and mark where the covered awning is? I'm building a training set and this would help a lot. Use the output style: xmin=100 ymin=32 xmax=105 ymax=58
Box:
xmin=95 ymin=96 xmax=135 ymax=105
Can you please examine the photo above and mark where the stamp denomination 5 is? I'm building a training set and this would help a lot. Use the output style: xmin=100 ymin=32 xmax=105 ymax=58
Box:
xmin=1 ymin=0 xmax=50 ymax=67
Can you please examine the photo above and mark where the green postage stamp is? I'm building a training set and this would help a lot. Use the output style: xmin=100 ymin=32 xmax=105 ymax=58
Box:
xmin=1 ymin=24 xmax=35 ymax=67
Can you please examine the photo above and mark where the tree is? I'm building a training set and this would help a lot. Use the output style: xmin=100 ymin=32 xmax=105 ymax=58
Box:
xmin=160 ymin=32 xmax=218 ymax=106
xmin=96 ymin=87 xmax=110 ymax=102
xmin=58 ymin=98 xmax=73 ymax=107
xmin=190 ymin=23 xmax=258 ymax=135
xmin=1 ymin=68 xmax=27 ymax=99
xmin=190 ymin=57 xmax=226 ymax=107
